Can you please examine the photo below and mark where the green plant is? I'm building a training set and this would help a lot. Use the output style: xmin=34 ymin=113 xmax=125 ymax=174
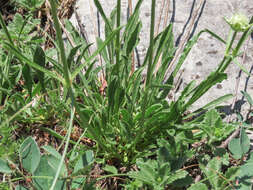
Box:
xmin=189 ymin=157 xmax=239 ymax=190
xmin=236 ymin=152 xmax=253 ymax=190
xmin=71 ymin=0 xmax=253 ymax=165
xmin=14 ymin=0 xmax=45 ymax=12
xmin=196 ymin=109 xmax=236 ymax=146
xmin=0 ymin=136 xmax=95 ymax=190
xmin=125 ymin=137 xmax=193 ymax=189
xmin=127 ymin=153 xmax=188 ymax=189
xmin=0 ymin=0 xmax=253 ymax=188
xmin=228 ymin=127 xmax=250 ymax=160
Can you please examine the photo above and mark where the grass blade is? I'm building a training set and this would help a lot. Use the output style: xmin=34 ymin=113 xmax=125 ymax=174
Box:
xmin=71 ymin=26 xmax=122 ymax=80
xmin=93 ymin=0 xmax=112 ymax=31
xmin=3 ymin=42 xmax=64 ymax=83
xmin=184 ymin=72 xmax=227 ymax=109
xmin=241 ymin=91 xmax=253 ymax=106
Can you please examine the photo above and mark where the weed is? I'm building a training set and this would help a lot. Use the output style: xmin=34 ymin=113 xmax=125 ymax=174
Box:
xmin=0 ymin=0 xmax=252 ymax=189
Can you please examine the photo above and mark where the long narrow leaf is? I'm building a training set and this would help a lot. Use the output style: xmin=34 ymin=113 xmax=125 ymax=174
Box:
xmin=184 ymin=72 xmax=227 ymax=109
xmin=93 ymin=0 xmax=113 ymax=32
xmin=49 ymin=0 xmax=71 ymax=89
xmin=71 ymin=26 xmax=122 ymax=80
xmin=233 ymin=58 xmax=250 ymax=76
xmin=3 ymin=42 xmax=64 ymax=83
xmin=241 ymin=91 xmax=253 ymax=106
xmin=183 ymin=94 xmax=233 ymax=120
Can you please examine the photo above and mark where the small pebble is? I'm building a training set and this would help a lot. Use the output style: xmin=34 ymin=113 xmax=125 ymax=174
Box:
xmin=145 ymin=12 xmax=150 ymax=17
xmin=217 ymin=84 xmax=222 ymax=89
xmin=196 ymin=61 xmax=202 ymax=66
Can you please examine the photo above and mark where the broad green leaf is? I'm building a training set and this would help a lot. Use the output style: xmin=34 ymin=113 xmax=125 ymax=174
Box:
xmin=190 ymin=94 xmax=233 ymax=118
xmin=73 ymin=150 xmax=94 ymax=174
xmin=22 ymin=64 xmax=33 ymax=96
xmin=64 ymin=19 xmax=87 ymax=46
xmin=15 ymin=185 xmax=28 ymax=190
xmin=219 ymin=167 xmax=239 ymax=188
xmin=114 ymin=86 xmax=125 ymax=113
xmin=238 ymin=156 xmax=253 ymax=190
xmin=19 ymin=137 xmax=40 ymax=173
xmin=158 ymin=146 xmax=171 ymax=164
xmin=228 ymin=128 xmax=250 ymax=159
xmin=188 ymin=183 xmax=208 ymax=190
xmin=33 ymin=155 xmax=66 ymax=190
xmin=200 ymin=157 xmax=222 ymax=189
xmin=122 ymin=0 xmax=143 ymax=41
xmin=42 ymin=146 xmax=62 ymax=160
xmin=239 ymin=128 xmax=250 ymax=154
xmin=103 ymin=165 xmax=118 ymax=174
xmin=16 ymin=0 xmax=45 ymax=10
xmin=33 ymin=46 xmax=46 ymax=91
xmin=107 ymin=77 xmax=118 ymax=113
xmin=71 ymin=177 xmax=86 ymax=189
xmin=129 ymin=159 xmax=157 ymax=184
xmin=96 ymin=37 xmax=109 ymax=63
xmin=47 ymin=155 xmax=67 ymax=177
xmin=0 ymin=158 xmax=12 ymax=174
xmin=229 ymin=138 xmax=244 ymax=159
xmin=166 ymin=170 xmax=188 ymax=184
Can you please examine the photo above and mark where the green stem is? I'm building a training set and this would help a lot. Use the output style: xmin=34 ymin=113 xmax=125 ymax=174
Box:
xmin=131 ymin=0 xmax=156 ymax=149
xmin=50 ymin=106 xmax=75 ymax=190
xmin=0 ymin=12 xmax=14 ymax=46
xmin=116 ymin=0 xmax=121 ymax=75
xmin=145 ymin=0 xmax=156 ymax=87
xmin=225 ymin=29 xmax=236 ymax=56
xmin=48 ymin=0 xmax=107 ymax=163
xmin=233 ymin=28 xmax=251 ymax=57
xmin=49 ymin=0 xmax=71 ymax=89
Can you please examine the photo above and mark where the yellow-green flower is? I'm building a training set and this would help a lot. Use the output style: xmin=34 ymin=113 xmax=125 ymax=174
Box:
xmin=225 ymin=13 xmax=252 ymax=32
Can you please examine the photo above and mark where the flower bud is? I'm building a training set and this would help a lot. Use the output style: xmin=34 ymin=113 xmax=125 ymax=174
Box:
xmin=225 ymin=13 xmax=251 ymax=32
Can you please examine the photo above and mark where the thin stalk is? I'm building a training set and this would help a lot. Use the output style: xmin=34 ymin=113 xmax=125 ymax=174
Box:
xmin=128 ymin=0 xmax=135 ymax=76
xmin=218 ymin=27 xmax=252 ymax=73
xmin=50 ymin=107 xmax=75 ymax=190
xmin=225 ymin=29 xmax=236 ymax=56
xmin=131 ymin=0 xmax=156 ymax=149
xmin=49 ymin=0 xmax=71 ymax=89
xmin=116 ymin=0 xmax=121 ymax=75
xmin=217 ymin=56 xmax=233 ymax=73
xmin=233 ymin=28 xmax=252 ymax=57
xmin=48 ymin=0 xmax=107 ymax=155
xmin=0 ymin=12 xmax=14 ymax=46
xmin=145 ymin=0 xmax=156 ymax=87
xmin=71 ymin=89 xmax=107 ymax=151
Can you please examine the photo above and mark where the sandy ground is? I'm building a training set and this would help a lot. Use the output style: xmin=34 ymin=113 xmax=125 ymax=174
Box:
xmin=70 ymin=0 xmax=253 ymax=121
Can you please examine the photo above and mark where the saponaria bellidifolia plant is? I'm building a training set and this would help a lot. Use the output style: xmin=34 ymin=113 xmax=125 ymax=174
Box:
xmin=0 ymin=0 xmax=252 ymax=189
